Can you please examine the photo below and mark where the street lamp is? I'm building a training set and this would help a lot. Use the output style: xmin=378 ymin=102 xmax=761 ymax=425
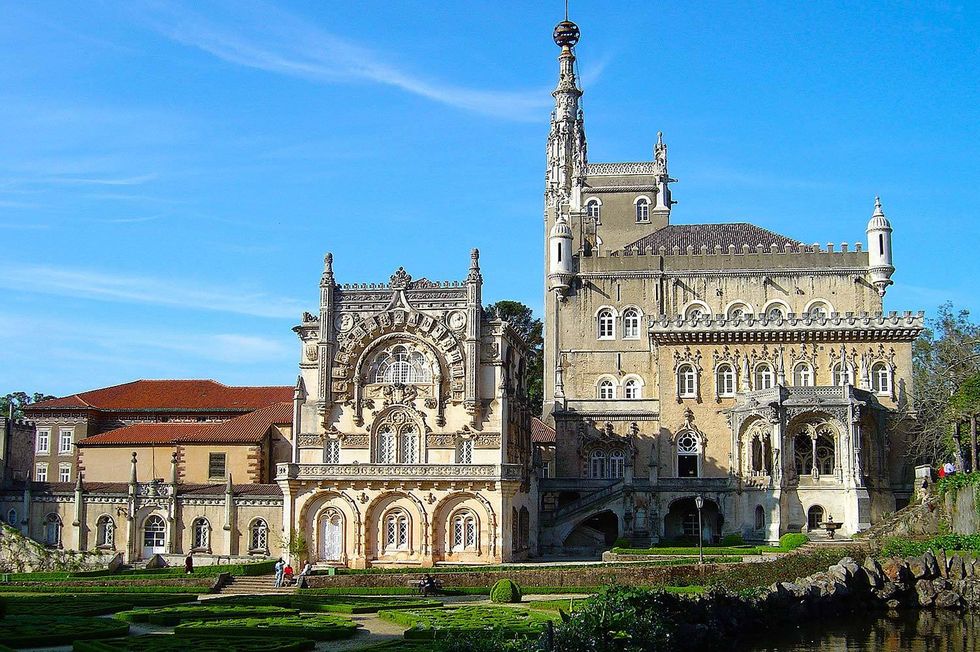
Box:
xmin=694 ymin=495 xmax=705 ymax=565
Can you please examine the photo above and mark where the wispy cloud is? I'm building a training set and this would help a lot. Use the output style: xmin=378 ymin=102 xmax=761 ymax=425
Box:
xmin=1 ymin=173 xmax=158 ymax=190
xmin=92 ymin=214 xmax=166 ymax=224
xmin=136 ymin=0 xmax=554 ymax=121
xmin=0 ymin=263 xmax=305 ymax=319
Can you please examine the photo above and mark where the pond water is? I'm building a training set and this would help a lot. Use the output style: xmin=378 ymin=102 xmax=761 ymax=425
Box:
xmin=750 ymin=610 xmax=980 ymax=652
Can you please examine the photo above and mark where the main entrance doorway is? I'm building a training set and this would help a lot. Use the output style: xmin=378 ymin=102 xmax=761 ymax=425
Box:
xmin=321 ymin=509 xmax=343 ymax=562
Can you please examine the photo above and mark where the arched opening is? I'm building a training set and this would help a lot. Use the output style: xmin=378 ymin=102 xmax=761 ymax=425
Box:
xmin=622 ymin=308 xmax=641 ymax=339
xmin=563 ymin=510 xmax=618 ymax=555
xmin=677 ymin=364 xmax=697 ymax=398
xmin=191 ymin=517 xmax=210 ymax=551
xmin=142 ymin=515 xmax=166 ymax=558
xmin=44 ymin=513 xmax=62 ymax=547
xmin=807 ymin=505 xmax=825 ymax=531
xmin=96 ymin=515 xmax=115 ymax=548
xmin=716 ymin=363 xmax=736 ymax=397
xmin=249 ymin=519 xmax=269 ymax=554
xmin=676 ymin=431 xmax=701 ymax=478
xmin=664 ymin=497 xmax=721 ymax=543
xmin=792 ymin=362 xmax=813 ymax=387
xmin=754 ymin=505 xmax=765 ymax=531
xmin=450 ymin=509 xmax=479 ymax=553
xmin=320 ymin=507 xmax=345 ymax=562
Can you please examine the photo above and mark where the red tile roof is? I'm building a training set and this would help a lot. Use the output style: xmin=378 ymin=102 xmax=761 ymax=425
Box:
xmin=77 ymin=402 xmax=292 ymax=447
xmin=531 ymin=417 xmax=556 ymax=444
xmin=27 ymin=380 xmax=292 ymax=412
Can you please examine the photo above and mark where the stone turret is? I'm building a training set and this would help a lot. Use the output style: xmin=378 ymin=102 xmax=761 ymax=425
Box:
xmin=866 ymin=196 xmax=895 ymax=296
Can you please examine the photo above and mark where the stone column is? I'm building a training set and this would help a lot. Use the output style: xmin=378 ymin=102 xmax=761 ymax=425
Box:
xmin=223 ymin=474 xmax=235 ymax=556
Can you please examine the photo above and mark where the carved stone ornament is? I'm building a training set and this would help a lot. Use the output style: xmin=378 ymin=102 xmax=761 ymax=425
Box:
xmin=448 ymin=311 xmax=467 ymax=332
xmin=305 ymin=344 xmax=319 ymax=362
xmin=389 ymin=267 xmax=412 ymax=290
xmin=335 ymin=313 xmax=355 ymax=333
xmin=672 ymin=346 xmax=702 ymax=371
xmin=381 ymin=383 xmax=418 ymax=408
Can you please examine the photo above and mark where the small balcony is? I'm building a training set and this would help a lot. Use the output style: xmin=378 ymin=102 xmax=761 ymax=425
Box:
xmin=275 ymin=462 xmax=523 ymax=482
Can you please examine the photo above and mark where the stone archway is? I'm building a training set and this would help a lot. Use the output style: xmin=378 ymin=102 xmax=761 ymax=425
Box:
xmin=664 ymin=497 xmax=721 ymax=543
xmin=562 ymin=510 xmax=619 ymax=556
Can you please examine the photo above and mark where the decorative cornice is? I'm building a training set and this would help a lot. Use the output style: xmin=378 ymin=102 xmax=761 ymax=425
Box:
xmin=586 ymin=162 xmax=659 ymax=176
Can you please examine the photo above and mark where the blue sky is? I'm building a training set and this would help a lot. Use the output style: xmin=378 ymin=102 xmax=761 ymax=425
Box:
xmin=1 ymin=1 xmax=977 ymax=397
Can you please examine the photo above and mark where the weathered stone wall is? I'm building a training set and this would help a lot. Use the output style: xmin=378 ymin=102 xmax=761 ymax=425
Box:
xmin=0 ymin=523 xmax=112 ymax=573
xmin=946 ymin=487 xmax=980 ymax=535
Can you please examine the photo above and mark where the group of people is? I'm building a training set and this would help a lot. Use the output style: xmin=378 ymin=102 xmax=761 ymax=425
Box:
xmin=274 ymin=558 xmax=312 ymax=588
xmin=938 ymin=461 xmax=959 ymax=478
xmin=419 ymin=573 xmax=440 ymax=597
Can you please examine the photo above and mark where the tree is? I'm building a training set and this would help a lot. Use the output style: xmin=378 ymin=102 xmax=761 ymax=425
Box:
xmin=0 ymin=392 xmax=56 ymax=420
xmin=484 ymin=301 xmax=544 ymax=417
xmin=907 ymin=303 xmax=980 ymax=466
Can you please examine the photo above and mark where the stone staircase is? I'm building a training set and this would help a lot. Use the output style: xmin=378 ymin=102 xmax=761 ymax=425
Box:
xmin=216 ymin=574 xmax=297 ymax=595
xmin=542 ymin=481 xmax=625 ymax=528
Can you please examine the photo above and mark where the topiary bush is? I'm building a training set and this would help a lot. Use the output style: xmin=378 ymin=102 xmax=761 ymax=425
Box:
xmin=174 ymin=614 xmax=359 ymax=641
xmin=489 ymin=579 xmax=522 ymax=603
xmin=378 ymin=606 xmax=553 ymax=640
xmin=777 ymin=533 xmax=808 ymax=551
xmin=612 ymin=537 xmax=632 ymax=549
xmin=116 ymin=604 xmax=299 ymax=625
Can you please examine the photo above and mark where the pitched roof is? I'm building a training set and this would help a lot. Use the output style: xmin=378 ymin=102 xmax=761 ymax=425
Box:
xmin=531 ymin=417 xmax=556 ymax=444
xmin=27 ymin=380 xmax=292 ymax=412
xmin=627 ymin=223 xmax=807 ymax=253
xmin=77 ymin=402 xmax=292 ymax=447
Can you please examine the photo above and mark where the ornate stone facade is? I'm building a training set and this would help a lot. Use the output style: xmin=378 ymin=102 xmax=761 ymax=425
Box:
xmin=279 ymin=250 xmax=535 ymax=568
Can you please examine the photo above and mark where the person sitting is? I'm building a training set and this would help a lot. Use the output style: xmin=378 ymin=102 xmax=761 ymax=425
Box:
xmin=282 ymin=564 xmax=295 ymax=586
xmin=297 ymin=561 xmax=312 ymax=588
xmin=419 ymin=574 xmax=437 ymax=597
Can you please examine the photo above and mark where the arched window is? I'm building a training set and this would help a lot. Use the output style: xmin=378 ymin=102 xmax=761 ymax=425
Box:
xmin=597 ymin=379 xmax=615 ymax=400
xmin=815 ymin=433 xmax=835 ymax=475
xmin=519 ymin=507 xmax=530 ymax=550
xmin=754 ymin=363 xmax=774 ymax=390
xmin=684 ymin=303 xmax=708 ymax=320
xmin=590 ymin=450 xmax=607 ymax=479
xmin=6 ymin=509 xmax=16 ymax=526
xmin=806 ymin=301 xmax=830 ymax=319
xmin=832 ymin=362 xmax=853 ymax=386
xmin=586 ymin=199 xmax=601 ymax=221
xmin=792 ymin=363 xmax=813 ymax=387
xmin=377 ymin=426 xmax=397 ymax=464
xmin=609 ymin=450 xmax=626 ymax=479
xmin=142 ymin=515 xmax=165 ymax=554
xmin=96 ymin=515 xmax=115 ymax=548
xmin=399 ymin=426 xmax=419 ymax=464
xmin=871 ymin=362 xmax=891 ymax=395
xmin=384 ymin=510 xmax=410 ymax=551
xmin=727 ymin=303 xmax=751 ymax=320
xmin=623 ymin=377 xmax=641 ymax=399
xmin=597 ymin=309 xmax=615 ymax=339
xmin=754 ymin=505 xmax=765 ymax=530
xmin=370 ymin=345 xmax=431 ymax=384
xmin=716 ymin=363 xmax=736 ymax=397
xmin=807 ymin=505 xmax=825 ymax=531
xmin=635 ymin=197 xmax=650 ymax=222
xmin=452 ymin=510 xmax=478 ymax=551
xmin=249 ymin=519 xmax=269 ymax=553
xmin=457 ymin=438 xmax=473 ymax=464
xmin=192 ymin=517 xmax=210 ymax=551
xmin=622 ymin=308 xmax=641 ymax=339
xmin=764 ymin=303 xmax=787 ymax=320
xmin=44 ymin=513 xmax=62 ymax=546
xmin=676 ymin=432 xmax=701 ymax=478
xmin=677 ymin=364 xmax=698 ymax=398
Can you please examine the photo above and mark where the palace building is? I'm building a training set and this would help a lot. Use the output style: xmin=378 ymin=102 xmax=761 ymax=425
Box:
xmin=4 ymin=16 xmax=922 ymax=565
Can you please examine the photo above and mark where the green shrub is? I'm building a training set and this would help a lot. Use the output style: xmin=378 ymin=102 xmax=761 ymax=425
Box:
xmin=209 ymin=594 xmax=442 ymax=614
xmin=489 ymin=579 xmax=522 ymax=603
xmin=612 ymin=537 xmax=632 ymax=548
xmin=4 ymin=593 xmax=195 ymax=616
xmin=777 ymin=533 xmax=809 ymax=551
xmin=881 ymin=534 xmax=980 ymax=557
xmin=74 ymin=636 xmax=315 ymax=651
xmin=116 ymin=604 xmax=298 ymax=625
xmin=704 ymin=548 xmax=866 ymax=591
xmin=174 ymin=614 xmax=358 ymax=641
xmin=378 ymin=606 xmax=554 ymax=640
xmin=0 ymin=615 xmax=129 ymax=647
xmin=0 ymin=584 xmax=205 ymax=594
xmin=720 ymin=533 xmax=744 ymax=546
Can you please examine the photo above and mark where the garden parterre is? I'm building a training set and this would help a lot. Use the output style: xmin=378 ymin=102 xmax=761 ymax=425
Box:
xmin=173 ymin=614 xmax=360 ymax=641
xmin=378 ymin=605 xmax=557 ymax=640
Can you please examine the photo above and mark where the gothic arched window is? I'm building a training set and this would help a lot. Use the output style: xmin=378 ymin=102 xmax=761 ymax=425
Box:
xmin=677 ymin=364 xmax=698 ymax=398
xmin=806 ymin=301 xmax=830 ymax=319
xmin=793 ymin=363 xmax=813 ymax=387
xmin=374 ymin=410 xmax=421 ymax=464
xmin=96 ymin=515 xmax=115 ymax=548
xmin=716 ymin=363 xmax=736 ymax=397
xmin=609 ymin=450 xmax=626 ymax=479
xmin=586 ymin=199 xmax=601 ymax=221
xmin=622 ymin=308 xmax=641 ymax=339
xmin=832 ymin=362 xmax=853 ymax=386
xmin=384 ymin=509 xmax=410 ymax=551
xmin=192 ymin=517 xmax=210 ymax=551
xmin=370 ymin=344 xmax=431 ymax=384
xmin=249 ymin=519 xmax=269 ymax=553
xmin=452 ymin=510 xmax=479 ymax=551
xmin=871 ymin=362 xmax=891 ymax=395
xmin=676 ymin=432 xmax=701 ymax=478
xmin=755 ymin=505 xmax=765 ymax=530
xmin=635 ymin=197 xmax=650 ymax=223
xmin=44 ymin=513 xmax=62 ymax=547
xmin=754 ymin=363 xmax=774 ymax=390
xmin=590 ymin=450 xmax=607 ymax=479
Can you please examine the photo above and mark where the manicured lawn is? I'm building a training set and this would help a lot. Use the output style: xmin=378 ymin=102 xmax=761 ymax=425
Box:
xmin=0 ymin=615 xmax=130 ymax=647
xmin=115 ymin=604 xmax=299 ymax=625
xmin=74 ymin=635 xmax=315 ymax=651
xmin=378 ymin=605 xmax=556 ymax=640
xmin=526 ymin=597 xmax=589 ymax=612
xmin=174 ymin=614 xmax=359 ymax=641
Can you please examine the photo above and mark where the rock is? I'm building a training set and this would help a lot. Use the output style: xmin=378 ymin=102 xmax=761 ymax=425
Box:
xmin=874 ymin=581 xmax=898 ymax=601
xmin=882 ymin=558 xmax=912 ymax=584
xmin=778 ymin=582 xmax=806 ymax=599
xmin=828 ymin=565 xmax=850 ymax=584
xmin=915 ymin=579 xmax=937 ymax=607
xmin=839 ymin=557 xmax=861 ymax=577
xmin=934 ymin=590 xmax=962 ymax=609
xmin=908 ymin=556 xmax=929 ymax=580
xmin=965 ymin=559 xmax=976 ymax=578
xmin=948 ymin=555 xmax=966 ymax=580
xmin=937 ymin=549 xmax=949 ymax=577
xmin=886 ymin=599 xmax=901 ymax=609
xmin=863 ymin=558 xmax=885 ymax=589
xmin=957 ymin=578 xmax=980 ymax=609
xmin=923 ymin=550 xmax=942 ymax=578
xmin=932 ymin=577 xmax=951 ymax=591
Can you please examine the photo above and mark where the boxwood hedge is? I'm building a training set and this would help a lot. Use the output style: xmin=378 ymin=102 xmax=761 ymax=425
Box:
xmin=4 ymin=593 xmax=196 ymax=616
xmin=212 ymin=593 xmax=442 ymax=614
xmin=74 ymin=635 xmax=315 ymax=651
xmin=378 ymin=606 xmax=555 ymax=640
xmin=115 ymin=604 xmax=299 ymax=625
xmin=174 ymin=614 xmax=359 ymax=641
xmin=0 ymin=615 xmax=129 ymax=647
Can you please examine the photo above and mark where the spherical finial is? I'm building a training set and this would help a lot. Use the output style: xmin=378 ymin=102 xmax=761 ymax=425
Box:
xmin=553 ymin=20 xmax=580 ymax=47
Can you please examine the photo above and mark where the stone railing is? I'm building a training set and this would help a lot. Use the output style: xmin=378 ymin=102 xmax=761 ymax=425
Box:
xmin=275 ymin=463 xmax=522 ymax=482
xmin=586 ymin=161 xmax=659 ymax=176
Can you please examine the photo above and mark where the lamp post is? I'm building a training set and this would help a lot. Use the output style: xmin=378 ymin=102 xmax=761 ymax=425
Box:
xmin=694 ymin=495 xmax=704 ymax=565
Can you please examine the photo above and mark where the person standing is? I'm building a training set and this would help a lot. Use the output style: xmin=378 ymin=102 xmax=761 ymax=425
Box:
xmin=184 ymin=553 xmax=194 ymax=575
xmin=274 ymin=558 xmax=285 ymax=588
